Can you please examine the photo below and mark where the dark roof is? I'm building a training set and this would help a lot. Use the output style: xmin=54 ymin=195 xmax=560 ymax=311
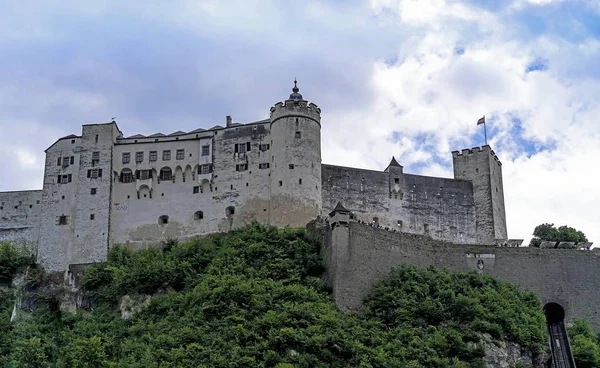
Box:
xmin=329 ymin=202 xmax=350 ymax=216
xmin=288 ymin=79 xmax=304 ymax=101
xmin=168 ymin=131 xmax=187 ymax=136
xmin=189 ymin=128 xmax=206 ymax=133
xmin=148 ymin=133 xmax=166 ymax=137
xmin=388 ymin=156 xmax=402 ymax=167
xmin=59 ymin=134 xmax=79 ymax=140
xmin=127 ymin=134 xmax=146 ymax=139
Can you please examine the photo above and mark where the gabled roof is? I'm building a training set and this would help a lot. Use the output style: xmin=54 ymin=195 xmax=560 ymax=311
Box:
xmin=148 ymin=133 xmax=166 ymax=137
xmin=60 ymin=134 xmax=79 ymax=140
xmin=209 ymin=125 xmax=224 ymax=130
xmin=168 ymin=130 xmax=187 ymax=136
xmin=189 ymin=128 xmax=206 ymax=133
xmin=45 ymin=134 xmax=81 ymax=152
xmin=127 ymin=134 xmax=146 ymax=139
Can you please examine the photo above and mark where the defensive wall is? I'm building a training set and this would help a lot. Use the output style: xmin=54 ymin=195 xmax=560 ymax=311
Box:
xmin=0 ymin=190 xmax=43 ymax=255
xmin=325 ymin=214 xmax=600 ymax=329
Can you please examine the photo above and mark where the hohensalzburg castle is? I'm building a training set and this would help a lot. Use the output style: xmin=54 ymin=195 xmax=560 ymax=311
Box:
xmin=0 ymin=81 xmax=509 ymax=272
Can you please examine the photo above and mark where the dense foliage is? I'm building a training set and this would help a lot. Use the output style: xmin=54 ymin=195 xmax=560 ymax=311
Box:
xmin=0 ymin=241 xmax=35 ymax=285
xmin=0 ymin=225 xmax=550 ymax=367
xmin=568 ymin=319 xmax=600 ymax=368
xmin=529 ymin=223 xmax=588 ymax=247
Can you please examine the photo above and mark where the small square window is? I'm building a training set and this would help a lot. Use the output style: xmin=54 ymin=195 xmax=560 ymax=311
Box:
xmin=162 ymin=150 xmax=171 ymax=161
xmin=394 ymin=178 xmax=400 ymax=184
xmin=299 ymin=178 xmax=302 ymax=185
xmin=92 ymin=151 xmax=100 ymax=163
xmin=71 ymin=139 xmax=75 ymax=144
xmin=90 ymin=214 xmax=95 ymax=220
xmin=289 ymin=164 xmax=294 ymax=169
xmin=236 ymin=163 xmax=248 ymax=172
xmin=278 ymin=180 xmax=282 ymax=187
xmin=202 ymin=145 xmax=210 ymax=156
xmin=58 ymin=215 xmax=68 ymax=225
xmin=193 ymin=186 xmax=199 ymax=194
xmin=149 ymin=151 xmax=157 ymax=161
xmin=176 ymin=149 xmax=185 ymax=160
xmin=91 ymin=188 xmax=97 ymax=195
xmin=295 ymin=131 xmax=301 ymax=139
xmin=135 ymin=151 xmax=144 ymax=163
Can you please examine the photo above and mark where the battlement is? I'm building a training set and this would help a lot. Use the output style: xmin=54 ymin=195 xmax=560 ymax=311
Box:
xmin=269 ymin=100 xmax=321 ymax=125
xmin=451 ymin=145 xmax=502 ymax=166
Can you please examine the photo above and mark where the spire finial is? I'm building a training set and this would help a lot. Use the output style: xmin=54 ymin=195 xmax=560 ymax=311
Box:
xmin=288 ymin=78 xmax=303 ymax=100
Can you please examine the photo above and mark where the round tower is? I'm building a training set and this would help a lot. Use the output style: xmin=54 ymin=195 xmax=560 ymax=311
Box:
xmin=269 ymin=80 xmax=322 ymax=227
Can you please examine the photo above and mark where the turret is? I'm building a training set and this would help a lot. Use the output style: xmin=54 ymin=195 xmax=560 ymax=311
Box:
xmin=452 ymin=145 xmax=507 ymax=244
xmin=269 ymin=80 xmax=322 ymax=227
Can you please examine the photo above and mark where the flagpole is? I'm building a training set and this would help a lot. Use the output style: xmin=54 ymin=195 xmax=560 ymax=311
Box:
xmin=484 ymin=117 xmax=487 ymax=145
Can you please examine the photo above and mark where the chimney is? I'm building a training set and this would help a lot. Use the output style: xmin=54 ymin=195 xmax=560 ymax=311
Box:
xmin=226 ymin=116 xmax=232 ymax=127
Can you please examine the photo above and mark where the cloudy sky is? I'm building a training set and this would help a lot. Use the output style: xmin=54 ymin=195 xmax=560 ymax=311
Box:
xmin=1 ymin=0 xmax=599 ymax=244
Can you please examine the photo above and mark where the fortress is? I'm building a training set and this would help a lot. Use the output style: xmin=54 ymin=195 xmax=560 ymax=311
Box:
xmin=2 ymin=80 xmax=599 ymax=331
xmin=0 ymin=81 xmax=510 ymax=273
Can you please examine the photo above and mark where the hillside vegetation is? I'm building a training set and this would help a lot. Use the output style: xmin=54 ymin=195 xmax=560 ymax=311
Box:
xmin=0 ymin=224 xmax=595 ymax=367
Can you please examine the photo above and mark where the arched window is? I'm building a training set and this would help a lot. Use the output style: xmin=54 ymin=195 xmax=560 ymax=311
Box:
xmin=194 ymin=211 xmax=204 ymax=220
xmin=120 ymin=168 xmax=133 ymax=183
xmin=226 ymin=206 xmax=235 ymax=217
xmin=158 ymin=215 xmax=169 ymax=225
xmin=160 ymin=167 xmax=172 ymax=181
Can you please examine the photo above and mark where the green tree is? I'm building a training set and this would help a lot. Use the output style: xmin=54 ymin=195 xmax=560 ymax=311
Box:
xmin=529 ymin=223 xmax=588 ymax=247
xmin=10 ymin=337 xmax=48 ymax=368
xmin=0 ymin=242 xmax=34 ymax=284
xmin=568 ymin=319 xmax=600 ymax=368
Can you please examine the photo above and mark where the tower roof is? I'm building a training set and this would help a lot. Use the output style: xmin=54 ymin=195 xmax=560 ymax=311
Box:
xmin=329 ymin=201 xmax=350 ymax=216
xmin=384 ymin=156 xmax=403 ymax=172
xmin=288 ymin=79 xmax=304 ymax=101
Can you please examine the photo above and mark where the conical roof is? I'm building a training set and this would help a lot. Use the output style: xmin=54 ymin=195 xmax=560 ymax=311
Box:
xmin=329 ymin=202 xmax=350 ymax=216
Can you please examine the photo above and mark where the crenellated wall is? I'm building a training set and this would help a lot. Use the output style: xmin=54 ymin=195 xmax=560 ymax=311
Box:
xmin=326 ymin=220 xmax=600 ymax=329
xmin=321 ymin=164 xmax=477 ymax=243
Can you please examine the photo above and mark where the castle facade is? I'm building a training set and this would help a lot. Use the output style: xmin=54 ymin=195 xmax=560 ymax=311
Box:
xmin=0 ymin=82 xmax=508 ymax=272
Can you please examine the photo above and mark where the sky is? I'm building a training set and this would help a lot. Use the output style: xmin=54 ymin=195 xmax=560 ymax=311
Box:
xmin=0 ymin=0 xmax=599 ymax=245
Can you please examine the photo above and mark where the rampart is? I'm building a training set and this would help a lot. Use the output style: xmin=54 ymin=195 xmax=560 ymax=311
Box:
xmin=325 ymin=220 xmax=600 ymax=329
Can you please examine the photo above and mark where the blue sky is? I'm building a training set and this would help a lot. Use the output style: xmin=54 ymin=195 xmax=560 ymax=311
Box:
xmin=1 ymin=0 xmax=599 ymax=244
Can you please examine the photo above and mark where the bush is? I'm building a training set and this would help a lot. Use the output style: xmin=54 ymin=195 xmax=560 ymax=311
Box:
xmin=0 ymin=241 xmax=34 ymax=284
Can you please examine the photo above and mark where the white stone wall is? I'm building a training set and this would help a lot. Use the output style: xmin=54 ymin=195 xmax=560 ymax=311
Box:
xmin=38 ymin=136 xmax=83 ymax=271
xmin=0 ymin=190 xmax=42 ymax=254
xmin=269 ymin=100 xmax=322 ymax=227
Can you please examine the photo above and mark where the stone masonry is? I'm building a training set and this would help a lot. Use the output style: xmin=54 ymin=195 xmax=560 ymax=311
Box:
xmin=0 ymin=81 xmax=508 ymax=273
xmin=325 ymin=210 xmax=600 ymax=329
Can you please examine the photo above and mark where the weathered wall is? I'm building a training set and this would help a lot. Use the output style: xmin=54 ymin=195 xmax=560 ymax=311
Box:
xmin=327 ymin=221 xmax=600 ymax=329
xmin=0 ymin=190 xmax=42 ymax=254
xmin=453 ymin=146 xmax=507 ymax=243
xmin=321 ymin=165 xmax=477 ymax=243
xmin=269 ymin=99 xmax=322 ymax=227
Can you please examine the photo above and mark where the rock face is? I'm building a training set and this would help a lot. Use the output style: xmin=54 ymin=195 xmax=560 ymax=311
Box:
xmin=479 ymin=334 xmax=549 ymax=368
xmin=119 ymin=294 xmax=151 ymax=320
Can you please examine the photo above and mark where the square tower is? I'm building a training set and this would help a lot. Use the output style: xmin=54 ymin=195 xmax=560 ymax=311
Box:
xmin=452 ymin=146 xmax=507 ymax=244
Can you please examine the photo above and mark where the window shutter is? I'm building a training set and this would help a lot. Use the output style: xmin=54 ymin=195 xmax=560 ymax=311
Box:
xmin=70 ymin=156 xmax=74 ymax=165
xmin=119 ymin=173 xmax=123 ymax=182
xmin=87 ymin=170 xmax=91 ymax=178
xmin=234 ymin=144 xmax=238 ymax=153
xmin=148 ymin=170 xmax=153 ymax=179
xmin=68 ymin=174 xmax=72 ymax=183
xmin=246 ymin=142 xmax=251 ymax=151
xmin=98 ymin=169 xmax=103 ymax=177
xmin=209 ymin=164 xmax=213 ymax=172
xmin=57 ymin=175 xmax=61 ymax=184
xmin=135 ymin=170 xmax=140 ymax=179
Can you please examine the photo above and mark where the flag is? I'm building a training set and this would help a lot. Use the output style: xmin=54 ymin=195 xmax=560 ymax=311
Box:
xmin=477 ymin=116 xmax=485 ymax=125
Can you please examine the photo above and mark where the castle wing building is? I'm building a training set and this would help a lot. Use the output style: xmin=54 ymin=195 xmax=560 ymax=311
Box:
xmin=0 ymin=81 xmax=508 ymax=272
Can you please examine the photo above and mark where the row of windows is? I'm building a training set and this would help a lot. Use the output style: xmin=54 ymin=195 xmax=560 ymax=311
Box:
xmin=0 ymin=199 xmax=40 ymax=211
xmin=235 ymin=142 xmax=270 ymax=154
xmin=122 ymin=146 xmax=210 ymax=164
